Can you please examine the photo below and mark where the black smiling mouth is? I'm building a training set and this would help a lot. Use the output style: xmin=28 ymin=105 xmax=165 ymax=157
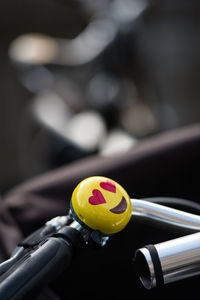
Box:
xmin=110 ymin=196 xmax=127 ymax=214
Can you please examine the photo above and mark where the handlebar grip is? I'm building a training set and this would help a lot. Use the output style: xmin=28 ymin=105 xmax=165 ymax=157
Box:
xmin=0 ymin=237 xmax=72 ymax=300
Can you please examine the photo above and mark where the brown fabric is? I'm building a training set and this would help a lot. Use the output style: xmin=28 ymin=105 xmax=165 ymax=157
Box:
xmin=1 ymin=123 xmax=200 ymax=299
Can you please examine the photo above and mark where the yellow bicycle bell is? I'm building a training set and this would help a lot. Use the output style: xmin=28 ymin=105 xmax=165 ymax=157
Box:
xmin=71 ymin=176 xmax=132 ymax=235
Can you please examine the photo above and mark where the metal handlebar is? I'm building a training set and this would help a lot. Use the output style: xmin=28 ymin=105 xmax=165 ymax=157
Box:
xmin=0 ymin=176 xmax=200 ymax=298
xmin=131 ymin=198 xmax=200 ymax=232
xmin=135 ymin=232 xmax=200 ymax=289
xmin=131 ymin=199 xmax=200 ymax=289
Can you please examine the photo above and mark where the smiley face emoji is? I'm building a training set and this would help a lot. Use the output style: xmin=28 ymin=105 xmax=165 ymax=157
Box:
xmin=71 ymin=176 xmax=132 ymax=234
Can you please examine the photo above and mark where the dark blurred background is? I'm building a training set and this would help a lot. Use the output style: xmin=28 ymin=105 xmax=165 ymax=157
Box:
xmin=1 ymin=0 xmax=200 ymax=193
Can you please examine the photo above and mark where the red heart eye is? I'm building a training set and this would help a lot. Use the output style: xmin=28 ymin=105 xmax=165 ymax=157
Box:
xmin=88 ymin=189 xmax=106 ymax=205
xmin=100 ymin=180 xmax=116 ymax=193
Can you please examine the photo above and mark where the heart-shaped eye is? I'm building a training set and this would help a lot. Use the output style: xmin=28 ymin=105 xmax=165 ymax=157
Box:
xmin=88 ymin=189 xmax=106 ymax=205
xmin=100 ymin=180 xmax=116 ymax=193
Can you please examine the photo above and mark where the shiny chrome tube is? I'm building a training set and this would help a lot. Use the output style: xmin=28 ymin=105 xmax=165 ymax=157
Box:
xmin=131 ymin=199 xmax=200 ymax=232
xmin=131 ymin=199 xmax=200 ymax=289
xmin=135 ymin=232 xmax=200 ymax=289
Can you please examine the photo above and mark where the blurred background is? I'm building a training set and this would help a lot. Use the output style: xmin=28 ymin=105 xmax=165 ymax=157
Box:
xmin=1 ymin=0 xmax=200 ymax=194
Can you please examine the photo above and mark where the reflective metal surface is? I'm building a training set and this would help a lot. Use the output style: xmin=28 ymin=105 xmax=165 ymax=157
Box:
xmin=131 ymin=199 xmax=200 ymax=232
xmin=156 ymin=232 xmax=200 ymax=284
xmin=132 ymin=199 xmax=200 ymax=289
xmin=70 ymin=220 xmax=90 ymax=242
xmin=136 ymin=232 xmax=200 ymax=289
xmin=135 ymin=247 xmax=156 ymax=289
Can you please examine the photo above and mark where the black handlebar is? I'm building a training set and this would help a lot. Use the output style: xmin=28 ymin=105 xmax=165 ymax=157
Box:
xmin=1 ymin=193 xmax=200 ymax=298
xmin=0 ymin=225 xmax=84 ymax=300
